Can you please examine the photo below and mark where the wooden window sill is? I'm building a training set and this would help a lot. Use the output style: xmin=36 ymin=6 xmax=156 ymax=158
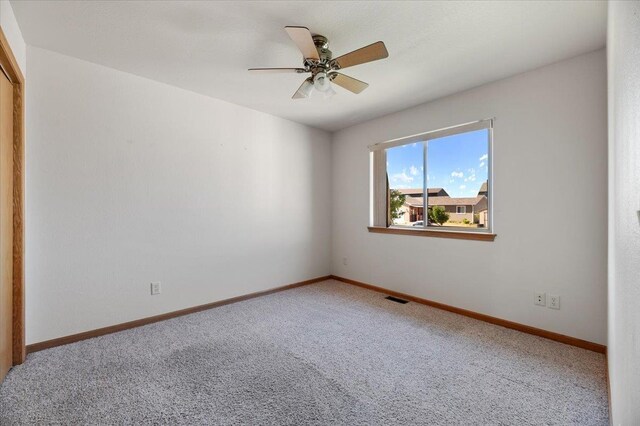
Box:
xmin=367 ymin=226 xmax=497 ymax=241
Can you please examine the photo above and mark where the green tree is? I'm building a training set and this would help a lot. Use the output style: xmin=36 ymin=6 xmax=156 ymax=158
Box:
xmin=429 ymin=206 xmax=449 ymax=226
xmin=389 ymin=189 xmax=406 ymax=222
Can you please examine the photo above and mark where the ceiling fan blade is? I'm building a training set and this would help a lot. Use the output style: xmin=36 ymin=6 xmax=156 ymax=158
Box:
xmin=332 ymin=41 xmax=389 ymax=70
xmin=248 ymin=68 xmax=306 ymax=73
xmin=292 ymin=78 xmax=313 ymax=99
xmin=284 ymin=26 xmax=320 ymax=60
xmin=329 ymin=72 xmax=369 ymax=94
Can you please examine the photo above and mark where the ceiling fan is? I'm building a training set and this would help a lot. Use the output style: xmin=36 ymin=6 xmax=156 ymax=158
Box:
xmin=249 ymin=26 xmax=389 ymax=99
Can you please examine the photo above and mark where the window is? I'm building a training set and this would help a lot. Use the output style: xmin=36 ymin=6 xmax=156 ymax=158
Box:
xmin=369 ymin=120 xmax=494 ymax=240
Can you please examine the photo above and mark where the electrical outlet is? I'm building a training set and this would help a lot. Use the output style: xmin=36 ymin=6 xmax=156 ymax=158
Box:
xmin=548 ymin=294 xmax=560 ymax=309
xmin=342 ymin=257 xmax=348 ymax=266
xmin=534 ymin=292 xmax=546 ymax=306
xmin=150 ymin=282 xmax=161 ymax=295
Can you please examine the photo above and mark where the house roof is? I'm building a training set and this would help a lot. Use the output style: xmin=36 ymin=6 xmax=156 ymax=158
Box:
xmin=478 ymin=181 xmax=488 ymax=194
xmin=404 ymin=195 xmax=486 ymax=208
xmin=405 ymin=196 xmax=424 ymax=207
xmin=396 ymin=188 xmax=446 ymax=196
xmin=430 ymin=196 xmax=485 ymax=206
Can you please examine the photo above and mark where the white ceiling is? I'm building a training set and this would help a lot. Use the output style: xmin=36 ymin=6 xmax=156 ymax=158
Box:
xmin=11 ymin=1 xmax=606 ymax=131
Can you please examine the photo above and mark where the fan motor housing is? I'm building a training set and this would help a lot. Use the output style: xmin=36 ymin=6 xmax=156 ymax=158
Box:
xmin=312 ymin=35 xmax=332 ymax=62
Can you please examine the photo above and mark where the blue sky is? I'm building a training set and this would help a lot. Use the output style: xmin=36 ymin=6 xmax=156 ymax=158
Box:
xmin=387 ymin=129 xmax=489 ymax=198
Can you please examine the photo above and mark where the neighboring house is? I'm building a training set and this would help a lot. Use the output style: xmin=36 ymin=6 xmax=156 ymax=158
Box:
xmin=476 ymin=181 xmax=489 ymax=225
xmin=396 ymin=188 xmax=449 ymax=223
xmin=428 ymin=195 xmax=488 ymax=224
xmin=477 ymin=181 xmax=488 ymax=197
xmin=394 ymin=185 xmax=489 ymax=226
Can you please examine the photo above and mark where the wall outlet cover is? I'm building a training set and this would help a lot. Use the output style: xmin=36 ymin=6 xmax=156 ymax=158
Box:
xmin=548 ymin=294 xmax=560 ymax=309
xmin=151 ymin=282 xmax=161 ymax=295
xmin=534 ymin=292 xmax=546 ymax=306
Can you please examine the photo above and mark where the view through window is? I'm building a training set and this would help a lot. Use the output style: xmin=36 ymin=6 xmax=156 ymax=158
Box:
xmin=386 ymin=142 xmax=424 ymax=226
xmin=382 ymin=123 xmax=491 ymax=232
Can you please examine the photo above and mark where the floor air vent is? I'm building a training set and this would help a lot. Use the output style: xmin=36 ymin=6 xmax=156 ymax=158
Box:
xmin=385 ymin=296 xmax=409 ymax=304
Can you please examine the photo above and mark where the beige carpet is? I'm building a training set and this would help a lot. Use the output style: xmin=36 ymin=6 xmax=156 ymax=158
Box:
xmin=0 ymin=280 xmax=608 ymax=424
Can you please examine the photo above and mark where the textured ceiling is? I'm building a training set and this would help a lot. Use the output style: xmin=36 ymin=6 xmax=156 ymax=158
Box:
xmin=11 ymin=1 xmax=606 ymax=131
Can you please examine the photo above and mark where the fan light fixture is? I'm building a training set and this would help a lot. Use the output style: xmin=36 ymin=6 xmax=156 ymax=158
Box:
xmin=312 ymin=72 xmax=336 ymax=98
xmin=313 ymin=72 xmax=330 ymax=91
xmin=293 ymin=73 xmax=336 ymax=99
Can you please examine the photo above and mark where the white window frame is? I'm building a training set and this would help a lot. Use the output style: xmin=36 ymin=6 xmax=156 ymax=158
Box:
xmin=456 ymin=206 xmax=466 ymax=214
xmin=369 ymin=119 xmax=493 ymax=234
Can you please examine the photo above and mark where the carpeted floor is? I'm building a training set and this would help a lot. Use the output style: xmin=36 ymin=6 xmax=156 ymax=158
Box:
xmin=0 ymin=280 xmax=608 ymax=425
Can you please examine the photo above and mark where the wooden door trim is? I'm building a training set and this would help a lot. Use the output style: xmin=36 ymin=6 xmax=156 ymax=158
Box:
xmin=0 ymin=28 xmax=25 ymax=365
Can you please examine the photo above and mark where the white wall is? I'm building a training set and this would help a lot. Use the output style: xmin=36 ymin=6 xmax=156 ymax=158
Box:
xmin=332 ymin=50 xmax=607 ymax=345
xmin=0 ymin=0 xmax=25 ymax=76
xmin=607 ymin=1 xmax=640 ymax=424
xmin=25 ymin=46 xmax=331 ymax=344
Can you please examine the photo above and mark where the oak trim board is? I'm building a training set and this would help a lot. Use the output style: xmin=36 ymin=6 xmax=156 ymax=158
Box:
xmin=26 ymin=275 xmax=331 ymax=354
xmin=368 ymin=226 xmax=496 ymax=241
xmin=330 ymin=275 xmax=606 ymax=353
xmin=0 ymin=27 xmax=25 ymax=366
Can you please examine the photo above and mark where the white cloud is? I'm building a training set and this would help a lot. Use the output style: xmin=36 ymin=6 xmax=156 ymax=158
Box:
xmin=479 ymin=161 xmax=485 ymax=168
xmin=479 ymin=154 xmax=488 ymax=162
xmin=390 ymin=170 xmax=414 ymax=184
xmin=467 ymin=174 xmax=476 ymax=182
xmin=449 ymin=179 xmax=454 ymax=183
xmin=409 ymin=165 xmax=419 ymax=176
xmin=459 ymin=185 xmax=466 ymax=190
xmin=451 ymin=171 xmax=464 ymax=178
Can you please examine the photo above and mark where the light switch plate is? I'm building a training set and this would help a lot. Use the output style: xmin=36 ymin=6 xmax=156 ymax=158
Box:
xmin=151 ymin=282 xmax=161 ymax=295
